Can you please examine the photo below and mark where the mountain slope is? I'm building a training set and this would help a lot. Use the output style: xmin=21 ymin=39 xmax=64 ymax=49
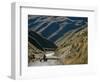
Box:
xmin=28 ymin=15 xmax=87 ymax=42
xmin=55 ymin=27 xmax=88 ymax=64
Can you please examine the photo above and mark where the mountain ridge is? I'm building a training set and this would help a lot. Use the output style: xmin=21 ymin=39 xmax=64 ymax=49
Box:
xmin=28 ymin=15 xmax=87 ymax=42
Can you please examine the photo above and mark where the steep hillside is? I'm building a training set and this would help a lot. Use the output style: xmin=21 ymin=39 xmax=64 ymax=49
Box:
xmin=28 ymin=42 xmax=44 ymax=64
xmin=55 ymin=27 xmax=88 ymax=64
xmin=28 ymin=42 xmax=62 ymax=66
xmin=28 ymin=15 xmax=87 ymax=42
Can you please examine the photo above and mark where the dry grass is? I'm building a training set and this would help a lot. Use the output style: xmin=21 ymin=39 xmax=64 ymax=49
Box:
xmin=55 ymin=27 xmax=88 ymax=64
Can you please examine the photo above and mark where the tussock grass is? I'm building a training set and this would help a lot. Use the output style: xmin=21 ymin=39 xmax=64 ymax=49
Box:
xmin=56 ymin=27 xmax=88 ymax=64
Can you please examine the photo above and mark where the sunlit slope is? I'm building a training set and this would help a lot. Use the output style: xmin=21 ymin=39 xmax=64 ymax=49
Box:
xmin=55 ymin=27 xmax=88 ymax=64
